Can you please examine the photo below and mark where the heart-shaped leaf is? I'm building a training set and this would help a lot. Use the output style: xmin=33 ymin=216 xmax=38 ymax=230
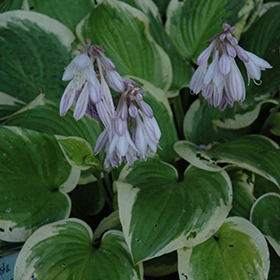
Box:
xmin=0 ymin=126 xmax=80 ymax=242
xmin=250 ymin=193 xmax=280 ymax=256
xmin=174 ymin=135 xmax=280 ymax=188
xmin=77 ymin=0 xmax=172 ymax=92
xmin=14 ymin=219 xmax=143 ymax=280
xmin=178 ymin=217 xmax=269 ymax=280
xmin=116 ymin=155 xmax=232 ymax=263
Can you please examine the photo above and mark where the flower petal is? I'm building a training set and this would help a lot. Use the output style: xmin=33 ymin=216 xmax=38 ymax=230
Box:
xmin=60 ymin=80 xmax=76 ymax=115
xmin=73 ymin=83 xmax=89 ymax=120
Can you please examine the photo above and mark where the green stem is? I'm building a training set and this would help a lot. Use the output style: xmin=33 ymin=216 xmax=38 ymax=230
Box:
xmin=95 ymin=171 xmax=114 ymax=211
xmin=104 ymin=172 xmax=113 ymax=199
xmin=172 ymin=94 xmax=185 ymax=140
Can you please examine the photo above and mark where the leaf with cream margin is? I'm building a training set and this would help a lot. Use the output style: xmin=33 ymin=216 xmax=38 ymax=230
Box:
xmin=212 ymin=100 xmax=278 ymax=130
xmin=115 ymin=154 xmax=232 ymax=263
xmin=178 ymin=217 xmax=269 ymax=280
xmin=4 ymin=95 xmax=102 ymax=152
xmin=0 ymin=126 xmax=80 ymax=242
xmin=14 ymin=219 xmax=143 ymax=280
xmin=0 ymin=10 xmax=75 ymax=117
xmin=165 ymin=0 xmax=263 ymax=62
xmin=76 ymin=0 xmax=172 ymax=93
xmin=183 ymin=99 xmax=247 ymax=145
xmin=56 ymin=136 xmax=103 ymax=171
xmin=250 ymin=193 xmax=280 ymax=257
xmin=174 ymin=135 xmax=280 ymax=188
xmin=118 ymin=0 xmax=194 ymax=97
xmin=228 ymin=168 xmax=255 ymax=219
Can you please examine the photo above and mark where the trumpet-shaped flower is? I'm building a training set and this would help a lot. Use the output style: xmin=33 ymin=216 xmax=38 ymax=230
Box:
xmin=189 ymin=23 xmax=272 ymax=110
xmin=95 ymin=79 xmax=161 ymax=170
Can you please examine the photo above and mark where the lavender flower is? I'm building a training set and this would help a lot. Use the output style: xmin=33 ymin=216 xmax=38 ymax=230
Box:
xmin=60 ymin=39 xmax=161 ymax=171
xmin=60 ymin=41 xmax=125 ymax=128
xmin=95 ymin=79 xmax=161 ymax=171
xmin=189 ymin=23 xmax=272 ymax=110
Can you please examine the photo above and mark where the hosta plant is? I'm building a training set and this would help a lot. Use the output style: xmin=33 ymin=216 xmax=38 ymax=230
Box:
xmin=0 ymin=0 xmax=280 ymax=279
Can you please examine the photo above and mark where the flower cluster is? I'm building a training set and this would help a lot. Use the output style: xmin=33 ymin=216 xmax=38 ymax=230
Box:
xmin=60 ymin=39 xmax=161 ymax=170
xmin=189 ymin=23 xmax=272 ymax=111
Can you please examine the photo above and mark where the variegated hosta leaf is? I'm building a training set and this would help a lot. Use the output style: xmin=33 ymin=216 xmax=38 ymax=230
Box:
xmin=56 ymin=136 xmax=102 ymax=171
xmin=116 ymin=155 xmax=232 ymax=263
xmin=174 ymin=135 xmax=280 ymax=188
xmin=77 ymin=0 xmax=172 ymax=92
xmin=28 ymin=0 xmax=94 ymax=33
xmin=165 ymin=0 xmax=262 ymax=62
xmin=120 ymin=0 xmax=194 ymax=96
xmin=4 ymin=95 xmax=101 ymax=150
xmin=0 ymin=10 xmax=75 ymax=118
xmin=178 ymin=217 xmax=269 ymax=280
xmin=228 ymin=168 xmax=255 ymax=219
xmin=0 ymin=126 xmax=80 ymax=242
xmin=250 ymin=193 xmax=280 ymax=257
xmin=14 ymin=219 xmax=143 ymax=280
xmin=183 ymin=99 xmax=246 ymax=145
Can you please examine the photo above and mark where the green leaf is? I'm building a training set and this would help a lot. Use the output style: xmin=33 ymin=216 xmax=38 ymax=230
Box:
xmin=269 ymin=112 xmax=280 ymax=136
xmin=165 ymin=0 xmax=262 ymax=62
xmin=239 ymin=5 xmax=280 ymax=98
xmin=250 ymin=193 xmax=280 ymax=256
xmin=120 ymin=0 xmax=194 ymax=96
xmin=254 ymin=174 xmax=280 ymax=199
xmin=0 ymin=10 xmax=75 ymax=118
xmin=14 ymin=219 xmax=143 ymax=280
xmin=56 ymin=136 xmax=97 ymax=170
xmin=28 ymin=0 xmax=94 ymax=33
xmin=183 ymin=99 xmax=249 ymax=145
xmin=174 ymin=135 xmax=280 ymax=188
xmin=228 ymin=168 xmax=255 ymax=219
xmin=152 ymin=0 xmax=171 ymax=15
xmin=69 ymin=181 xmax=105 ymax=217
xmin=268 ymin=244 xmax=280 ymax=280
xmin=92 ymin=211 xmax=121 ymax=241
xmin=178 ymin=217 xmax=269 ymax=280
xmin=4 ymin=96 xmax=101 ymax=151
xmin=77 ymin=0 xmax=172 ymax=92
xmin=127 ymin=77 xmax=178 ymax=164
xmin=0 ymin=0 xmax=23 ymax=12
xmin=0 ymin=126 xmax=80 ymax=242
xmin=212 ymin=100 xmax=278 ymax=130
xmin=143 ymin=251 xmax=177 ymax=277
xmin=116 ymin=155 xmax=232 ymax=263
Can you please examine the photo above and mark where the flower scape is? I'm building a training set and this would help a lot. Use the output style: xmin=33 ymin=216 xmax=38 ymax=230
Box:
xmin=60 ymin=38 xmax=161 ymax=171
xmin=189 ymin=23 xmax=272 ymax=111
